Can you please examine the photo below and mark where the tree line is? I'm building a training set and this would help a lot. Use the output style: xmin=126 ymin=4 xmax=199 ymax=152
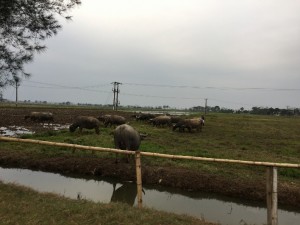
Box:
xmin=203 ymin=105 xmax=299 ymax=116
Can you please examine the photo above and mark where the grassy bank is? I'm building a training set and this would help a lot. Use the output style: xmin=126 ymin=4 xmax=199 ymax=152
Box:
xmin=0 ymin=181 xmax=215 ymax=225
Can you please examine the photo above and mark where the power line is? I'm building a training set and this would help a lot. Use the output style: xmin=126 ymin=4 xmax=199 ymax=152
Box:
xmin=23 ymin=81 xmax=111 ymax=94
xmin=121 ymin=91 xmax=206 ymax=100
xmin=123 ymin=82 xmax=300 ymax=92
xmin=19 ymin=79 xmax=299 ymax=108
xmin=208 ymin=98 xmax=255 ymax=107
xmin=24 ymin=80 xmax=300 ymax=92
xmin=23 ymin=84 xmax=111 ymax=94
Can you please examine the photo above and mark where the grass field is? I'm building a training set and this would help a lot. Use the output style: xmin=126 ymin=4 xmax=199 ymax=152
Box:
xmin=2 ymin=110 xmax=300 ymax=182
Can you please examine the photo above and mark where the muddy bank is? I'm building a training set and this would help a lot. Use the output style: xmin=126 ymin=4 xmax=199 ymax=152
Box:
xmin=0 ymin=148 xmax=299 ymax=208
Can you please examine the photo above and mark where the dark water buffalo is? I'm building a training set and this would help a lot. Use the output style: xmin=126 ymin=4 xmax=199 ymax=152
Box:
xmin=24 ymin=112 xmax=54 ymax=123
xmin=170 ymin=116 xmax=182 ymax=124
xmin=135 ymin=113 xmax=156 ymax=121
xmin=97 ymin=114 xmax=126 ymax=127
xmin=201 ymin=115 xmax=205 ymax=126
xmin=97 ymin=114 xmax=111 ymax=123
xmin=104 ymin=115 xmax=126 ymax=127
xmin=149 ymin=115 xmax=172 ymax=127
xmin=113 ymin=124 xmax=141 ymax=162
xmin=69 ymin=116 xmax=101 ymax=134
xmin=173 ymin=116 xmax=204 ymax=132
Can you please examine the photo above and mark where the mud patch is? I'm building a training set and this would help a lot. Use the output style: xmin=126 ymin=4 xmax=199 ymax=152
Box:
xmin=0 ymin=126 xmax=34 ymax=137
xmin=0 ymin=124 xmax=70 ymax=137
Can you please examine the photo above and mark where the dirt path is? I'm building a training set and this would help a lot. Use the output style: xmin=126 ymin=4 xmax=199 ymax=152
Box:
xmin=0 ymin=107 xmax=299 ymax=208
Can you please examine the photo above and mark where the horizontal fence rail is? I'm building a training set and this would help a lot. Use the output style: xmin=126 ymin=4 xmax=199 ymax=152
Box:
xmin=0 ymin=136 xmax=299 ymax=168
xmin=1 ymin=136 xmax=299 ymax=225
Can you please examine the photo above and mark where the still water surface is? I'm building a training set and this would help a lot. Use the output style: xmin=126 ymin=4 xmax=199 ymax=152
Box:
xmin=0 ymin=167 xmax=299 ymax=225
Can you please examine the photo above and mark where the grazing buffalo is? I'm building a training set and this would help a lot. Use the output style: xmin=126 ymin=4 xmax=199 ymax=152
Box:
xmin=149 ymin=115 xmax=172 ymax=127
xmin=170 ymin=116 xmax=182 ymax=124
xmin=135 ymin=113 xmax=156 ymax=121
xmin=24 ymin=112 xmax=54 ymax=123
xmin=98 ymin=114 xmax=126 ymax=127
xmin=97 ymin=114 xmax=111 ymax=123
xmin=173 ymin=117 xmax=204 ymax=132
xmin=200 ymin=115 xmax=205 ymax=126
xmin=104 ymin=115 xmax=126 ymax=127
xmin=113 ymin=124 xmax=141 ymax=163
xmin=69 ymin=116 xmax=101 ymax=134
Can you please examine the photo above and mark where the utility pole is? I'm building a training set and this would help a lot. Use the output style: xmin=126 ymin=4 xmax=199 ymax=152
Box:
xmin=0 ymin=90 xmax=3 ymax=102
xmin=204 ymin=98 xmax=208 ymax=115
xmin=13 ymin=76 xmax=20 ymax=107
xmin=111 ymin=82 xmax=121 ymax=110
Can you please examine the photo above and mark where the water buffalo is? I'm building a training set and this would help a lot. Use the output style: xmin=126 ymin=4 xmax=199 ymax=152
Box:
xmin=149 ymin=115 xmax=172 ymax=127
xmin=69 ymin=116 xmax=101 ymax=134
xmin=104 ymin=115 xmax=126 ymax=127
xmin=170 ymin=116 xmax=182 ymax=124
xmin=113 ymin=124 xmax=141 ymax=163
xmin=135 ymin=113 xmax=156 ymax=121
xmin=200 ymin=115 xmax=205 ymax=126
xmin=97 ymin=114 xmax=111 ymax=123
xmin=173 ymin=117 xmax=204 ymax=132
xmin=24 ymin=112 xmax=54 ymax=123
xmin=97 ymin=114 xmax=126 ymax=127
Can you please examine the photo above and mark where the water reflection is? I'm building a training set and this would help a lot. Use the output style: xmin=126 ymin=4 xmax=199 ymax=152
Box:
xmin=0 ymin=167 xmax=299 ymax=225
xmin=111 ymin=182 xmax=137 ymax=205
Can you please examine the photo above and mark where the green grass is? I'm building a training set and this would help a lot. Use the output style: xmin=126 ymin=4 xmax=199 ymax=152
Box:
xmin=0 ymin=182 xmax=214 ymax=225
xmin=2 ymin=112 xmax=300 ymax=181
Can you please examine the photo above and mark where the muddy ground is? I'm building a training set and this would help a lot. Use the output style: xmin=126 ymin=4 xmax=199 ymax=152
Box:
xmin=0 ymin=107 xmax=299 ymax=209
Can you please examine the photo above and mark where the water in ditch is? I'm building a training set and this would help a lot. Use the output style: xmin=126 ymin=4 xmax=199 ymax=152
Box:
xmin=0 ymin=167 xmax=299 ymax=225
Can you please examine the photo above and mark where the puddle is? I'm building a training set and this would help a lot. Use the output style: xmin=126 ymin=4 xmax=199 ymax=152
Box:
xmin=0 ymin=124 xmax=70 ymax=137
xmin=0 ymin=126 xmax=34 ymax=137
xmin=42 ymin=123 xmax=70 ymax=131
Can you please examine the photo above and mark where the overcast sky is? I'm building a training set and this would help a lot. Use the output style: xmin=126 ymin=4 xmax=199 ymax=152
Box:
xmin=4 ymin=0 xmax=300 ymax=109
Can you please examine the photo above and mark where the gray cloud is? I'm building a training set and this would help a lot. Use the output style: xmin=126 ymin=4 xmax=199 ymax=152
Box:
xmin=4 ymin=0 xmax=300 ymax=109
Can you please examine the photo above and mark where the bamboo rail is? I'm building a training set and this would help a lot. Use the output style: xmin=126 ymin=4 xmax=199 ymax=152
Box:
xmin=140 ymin=151 xmax=300 ymax=168
xmin=0 ymin=136 xmax=136 ymax=155
xmin=1 ymin=136 xmax=299 ymax=225
xmin=0 ymin=136 xmax=299 ymax=168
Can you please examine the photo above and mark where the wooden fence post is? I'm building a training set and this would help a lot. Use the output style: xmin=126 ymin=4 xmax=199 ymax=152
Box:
xmin=266 ymin=166 xmax=278 ymax=225
xmin=135 ymin=151 xmax=143 ymax=208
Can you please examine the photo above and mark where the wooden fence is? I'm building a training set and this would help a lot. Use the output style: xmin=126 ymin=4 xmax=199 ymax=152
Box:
xmin=1 ymin=136 xmax=299 ymax=225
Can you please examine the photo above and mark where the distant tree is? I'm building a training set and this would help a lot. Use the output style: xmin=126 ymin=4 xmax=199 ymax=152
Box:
xmin=213 ymin=106 xmax=220 ymax=112
xmin=219 ymin=107 xmax=234 ymax=113
xmin=191 ymin=106 xmax=205 ymax=111
xmin=251 ymin=106 xmax=260 ymax=114
xmin=0 ymin=0 xmax=81 ymax=88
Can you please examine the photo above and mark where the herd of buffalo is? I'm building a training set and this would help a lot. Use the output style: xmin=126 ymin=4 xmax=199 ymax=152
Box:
xmin=24 ymin=111 xmax=205 ymax=161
